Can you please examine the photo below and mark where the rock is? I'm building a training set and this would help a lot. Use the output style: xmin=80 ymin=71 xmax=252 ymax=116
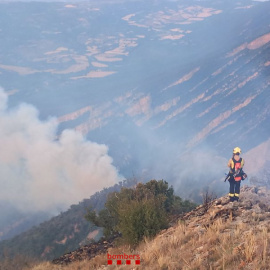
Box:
xmin=215 ymin=199 xmax=222 ymax=205
xmin=240 ymin=200 xmax=253 ymax=209
xmin=52 ymin=233 xmax=120 ymax=265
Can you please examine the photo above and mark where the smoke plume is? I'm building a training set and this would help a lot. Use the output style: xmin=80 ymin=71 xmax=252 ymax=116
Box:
xmin=171 ymin=150 xmax=228 ymax=203
xmin=0 ymin=88 xmax=121 ymax=214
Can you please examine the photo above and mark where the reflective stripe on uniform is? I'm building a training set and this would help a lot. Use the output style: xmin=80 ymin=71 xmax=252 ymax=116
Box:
xmin=229 ymin=193 xmax=234 ymax=197
xmin=228 ymin=159 xmax=234 ymax=169
xmin=234 ymin=193 xmax=239 ymax=197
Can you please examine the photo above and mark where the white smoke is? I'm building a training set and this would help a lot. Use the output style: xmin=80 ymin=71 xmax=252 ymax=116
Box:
xmin=0 ymin=88 xmax=121 ymax=213
xmin=171 ymin=150 xmax=228 ymax=202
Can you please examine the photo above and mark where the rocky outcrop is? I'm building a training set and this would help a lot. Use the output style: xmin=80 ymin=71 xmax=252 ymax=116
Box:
xmin=51 ymin=233 xmax=120 ymax=265
xmin=183 ymin=186 xmax=270 ymax=226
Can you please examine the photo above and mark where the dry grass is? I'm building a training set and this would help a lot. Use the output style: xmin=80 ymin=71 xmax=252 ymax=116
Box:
xmin=137 ymin=218 xmax=270 ymax=270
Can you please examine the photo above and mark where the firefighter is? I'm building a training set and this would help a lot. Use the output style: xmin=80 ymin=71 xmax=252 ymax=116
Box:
xmin=227 ymin=147 xmax=247 ymax=202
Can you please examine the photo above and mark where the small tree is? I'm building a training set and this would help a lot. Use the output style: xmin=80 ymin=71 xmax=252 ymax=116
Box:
xmin=202 ymin=187 xmax=217 ymax=212
xmin=86 ymin=179 xmax=196 ymax=246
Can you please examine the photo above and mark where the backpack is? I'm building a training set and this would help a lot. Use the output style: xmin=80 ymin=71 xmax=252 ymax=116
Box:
xmin=230 ymin=157 xmax=244 ymax=181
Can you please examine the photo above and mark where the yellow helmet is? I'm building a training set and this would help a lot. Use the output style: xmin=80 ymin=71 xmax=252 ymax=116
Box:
xmin=233 ymin=147 xmax=241 ymax=154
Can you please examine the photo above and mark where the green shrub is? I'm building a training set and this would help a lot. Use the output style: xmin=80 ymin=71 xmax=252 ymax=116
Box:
xmin=85 ymin=179 xmax=196 ymax=246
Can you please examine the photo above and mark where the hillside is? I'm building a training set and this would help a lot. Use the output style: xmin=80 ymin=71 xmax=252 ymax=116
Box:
xmin=27 ymin=185 xmax=270 ymax=270
xmin=0 ymin=179 xmax=134 ymax=262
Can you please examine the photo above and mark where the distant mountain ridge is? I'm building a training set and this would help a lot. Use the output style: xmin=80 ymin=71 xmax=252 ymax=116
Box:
xmin=0 ymin=209 xmax=51 ymax=242
xmin=0 ymin=0 xmax=269 ymax=163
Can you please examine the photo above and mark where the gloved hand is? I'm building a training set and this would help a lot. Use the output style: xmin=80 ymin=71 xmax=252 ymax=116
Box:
xmin=241 ymin=173 xmax=247 ymax=180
